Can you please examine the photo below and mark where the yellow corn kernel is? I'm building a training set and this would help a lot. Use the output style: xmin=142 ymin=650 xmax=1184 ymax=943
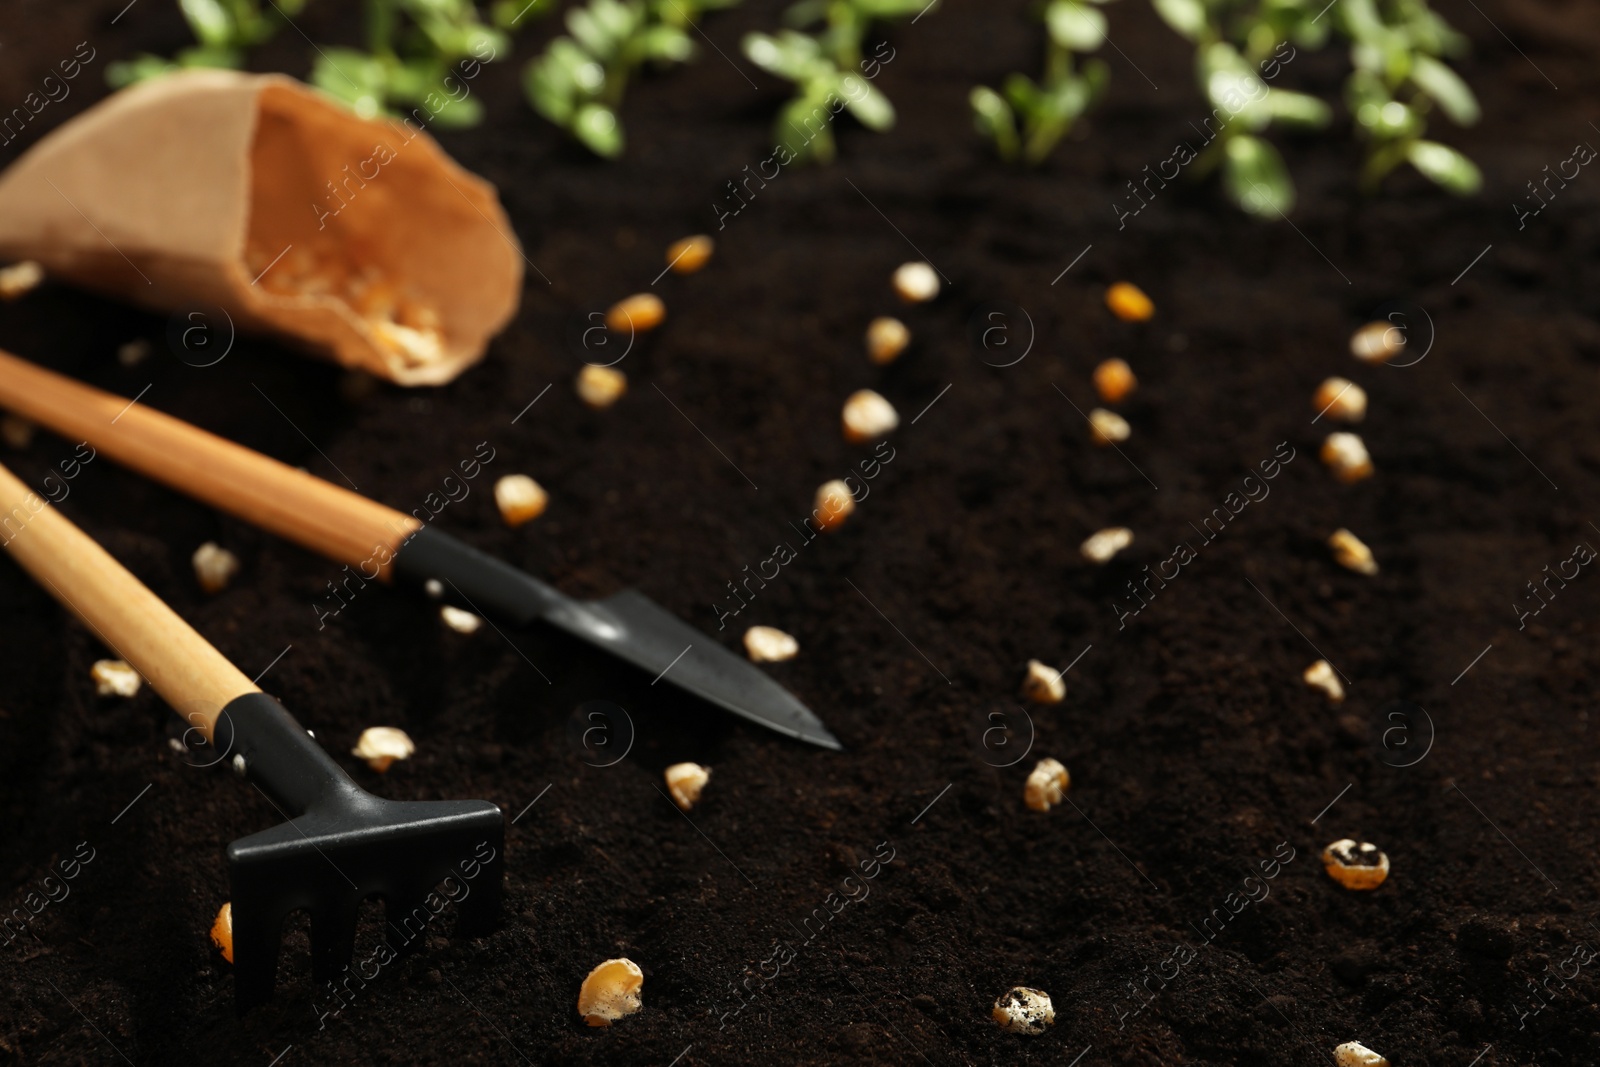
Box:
xmin=666 ymin=234 xmax=714 ymax=275
xmin=1105 ymin=281 xmax=1154 ymax=322
xmin=606 ymin=293 xmax=665 ymax=335
xmin=1093 ymin=358 xmax=1137 ymax=403
xmin=578 ymin=958 xmax=644 ymax=1026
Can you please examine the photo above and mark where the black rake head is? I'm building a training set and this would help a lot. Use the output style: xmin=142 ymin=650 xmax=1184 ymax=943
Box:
xmin=217 ymin=694 xmax=504 ymax=1013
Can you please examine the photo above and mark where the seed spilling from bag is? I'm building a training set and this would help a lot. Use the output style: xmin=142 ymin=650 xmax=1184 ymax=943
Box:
xmin=992 ymin=987 xmax=1054 ymax=1035
xmin=1313 ymin=377 xmax=1366 ymax=422
xmin=1302 ymin=660 xmax=1345 ymax=704
xmin=1350 ymin=321 xmax=1405 ymax=364
xmin=842 ymin=389 xmax=899 ymax=444
xmin=866 ymin=316 xmax=910 ymax=364
xmin=1329 ymin=528 xmax=1378 ymax=575
xmin=1321 ymin=432 xmax=1374 ymax=483
xmin=666 ymin=234 xmax=713 ymax=275
xmin=1020 ymin=659 xmax=1065 ymax=704
xmin=743 ymin=625 xmax=799 ymax=663
xmin=1024 ymin=758 xmax=1070 ymax=812
xmin=1093 ymin=358 xmax=1137 ymax=403
xmin=578 ymin=958 xmax=644 ymax=1026
xmin=1322 ymin=838 xmax=1389 ymax=890
xmin=1105 ymin=281 xmax=1154 ymax=322
xmin=892 ymin=261 xmax=940 ymax=303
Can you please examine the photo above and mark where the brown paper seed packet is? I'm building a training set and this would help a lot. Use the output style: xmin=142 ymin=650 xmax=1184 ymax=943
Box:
xmin=0 ymin=69 xmax=522 ymax=385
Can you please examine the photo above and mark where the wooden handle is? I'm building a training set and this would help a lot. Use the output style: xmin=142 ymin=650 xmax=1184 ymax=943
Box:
xmin=0 ymin=349 xmax=421 ymax=575
xmin=0 ymin=461 xmax=256 ymax=739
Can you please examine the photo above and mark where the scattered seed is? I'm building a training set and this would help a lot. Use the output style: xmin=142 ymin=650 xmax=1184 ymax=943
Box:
xmin=424 ymin=579 xmax=444 ymax=598
xmin=1349 ymin=321 xmax=1405 ymax=364
xmin=440 ymin=605 xmax=482 ymax=634
xmin=1089 ymin=407 xmax=1130 ymax=446
xmin=1020 ymin=660 xmax=1066 ymax=705
xmin=814 ymin=479 xmax=857 ymax=532
xmin=666 ymin=234 xmax=714 ymax=275
xmin=1023 ymin=757 xmax=1070 ymax=812
xmin=577 ymin=958 xmax=644 ymax=1026
xmin=1093 ymin=358 xmax=1137 ymax=403
xmin=351 ymin=726 xmax=416 ymax=773
xmin=892 ymin=261 xmax=940 ymax=304
xmin=494 ymin=474 xmax=548 ymax=527
xmin=117 ymin=339 xmax=151 ymax=367
xmin=1322 ymin=838 xmax=1390 ymax=891
xmin=1321 ymin=432 xmax=1374 ymax=484
xmin=192 ymin=542 xmax=241 ymax=595
xmin=606 ymin=293 xmax=665 ymax=335
xmin=1313 ymin=377 xmax=1366 ymax=423
xmin=1302 ymin=660 xmax=1345 ymax=704
xmin=576 ymin=364 xmax=628 ymax=409
xmin=0 ymin=260 xmax=44 ymax=301
xmin=1080 ymin=526 xmax=1133 ymax=564
xmin=664 ymin=762 xmax=711 ymax=811
xmin=865 ymin=316 xmax=910 ymax=365
xmin=1105 ymin=281 xmax=1154 ymax=322
xmin=1334 ymin=1041 xmax=1390 ymax=1067
xmin=211 ymin=902 xmax=234 ymax=964
xmin=372 ymin=320 xmax=446 ymax=367
xmin=992 ymin=987 xmax=1054 ymax=1035
xmin=91 ymin=659 xmax=142 ymax=698
xmin=842 ymin=389 xmax=899 ymax=444
xmin=0 ymin=414 xmax=34 ymax=450
xmin=743 ymin=625 xmax=799 ymax=663
xmin=1328 ymin=528 xmax=1378 ymax=575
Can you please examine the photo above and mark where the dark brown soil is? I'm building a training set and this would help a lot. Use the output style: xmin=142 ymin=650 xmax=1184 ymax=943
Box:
xmin=3 ymin=0 xmax=1600 ymax=1064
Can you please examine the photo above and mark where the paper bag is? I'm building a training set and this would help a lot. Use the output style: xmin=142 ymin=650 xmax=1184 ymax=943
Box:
xmin=0 ymin=69 xmax=523 ymax=385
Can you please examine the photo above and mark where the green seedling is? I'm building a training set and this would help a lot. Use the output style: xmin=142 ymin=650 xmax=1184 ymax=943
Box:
xmin=743 ymin=0 xmax=927 ymax=165
xmin=311 ymin=0 xmax=510 ymax=129
xmin=1152 ymin=0 xmax=1333 ymax=215
xmin=524 ymin=0 xmax=739 ymax=157
xmin=107 ymin=0 xmax=310 ymax=86
xmin=1335 ymin=0 xmax=1481 ymax=195
xmin=970 ymin=0 xmax=1112 ymax=164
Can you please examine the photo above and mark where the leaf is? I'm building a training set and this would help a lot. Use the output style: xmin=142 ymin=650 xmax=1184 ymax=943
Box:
xmin=573 ymin=102 xmax=624 ymax=156
xmin=524 ymin=57 xmax=576 ymax=121
xmin=1263 ymin=89 xmax=1332 ymax=128
xmin=852 ymin=0 xmax=935 ymax=16
xmin=566 ymin=7 xmax=617 ymax=59
xmin=1046 ymin=1 xmax=1107 ymax=52
xmin=311 ymin=48 xmax=390 ymax=119
xmin=1150 ymin=0 xmax=1206 ymax=41
xmin=639 ymin=24 xmax=695 ymax=62
xmin=842 ymin=74 xmax=895 ymax=130
xmin=1410 ymin=54 xmax=1479 ymax=126
xmin=178 ymin=0 xmax=234 ymax=49
xmin=1406 ymin=139 xmax=1482 ymax=195
xmin=105 ymin=54 xmax=179 ymax=88
xmin=970 ymin=85 xmax=1019 ymax=161
xmin=1223 ymin=134 xmax=1295 ymax=217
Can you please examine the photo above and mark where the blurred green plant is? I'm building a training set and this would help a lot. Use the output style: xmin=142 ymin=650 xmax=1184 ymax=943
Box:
xmin=1151 ymin=0 xmax=1334 ymax=215
xmin=107 ymin=0 xmax=310 ymax=85
xmin=310 ymin=0 xmax=510 ymax=128
xmin=970 ymin=0 xmax=1112 ymax=164
xmin=524 ymin=0 xmax=739 ymax=157
xmin=1335 ymin=0 xmax=1481 ymax=195
xmin=742 ymin=0 xmax=928 ymax=165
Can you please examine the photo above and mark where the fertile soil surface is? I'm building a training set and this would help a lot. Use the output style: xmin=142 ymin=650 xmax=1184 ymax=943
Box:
xmin=3 ymin=1 xmax=1599 ymax=1064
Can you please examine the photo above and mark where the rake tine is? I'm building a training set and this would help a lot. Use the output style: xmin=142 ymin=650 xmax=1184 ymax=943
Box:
xmin=311 ymin=903 xmax=361 ymax=987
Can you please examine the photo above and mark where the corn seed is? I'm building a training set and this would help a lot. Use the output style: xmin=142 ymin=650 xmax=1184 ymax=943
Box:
xmin=814 ymin=479 xmax=856 ymax=532
xmin=578 ymin=958 xmax=644 ymax=1026
xmin=865 ymin=316 xmax=910 ymax=365
xmin=892 ymin=261 xmax=940 ymax=303
xmin=1321 ymin=432 xmax=1374 ymax=484
xmin=667 ymin=234 xmax=714 ymax=274
xmin=440 ymin=605 xmax=482 ymax=633
xmin=1089 ymin=408 xmax=1130 ymax=446
xmin=91 ymin=659 xmax=142 ymax=698
xmin=211 ymin=902 xmax=234 ymax=964
xmin=1322 ymin=838 xmax=1389 ymax=891
xmin=1105 ymin=281 xmax=1154 ymax=322
xmin=1302 ymin=660 xmax=1344 ymax=704
xmin=1080 ymin=526 xmax=1133 ymax=564
xmin=1334 ymin=1041 xmax=1389 ymax=1067
xmin=1020 ymin=660 xmax=1066 ymax=705
xmin=0 ymin=260 xmax=43 ymax=301
xmin=495 ymin=474 xmax=548 ymax=527
xmin=1328 ymin=528 xmax=1378 ymax=575
xmin=577 ymin=364 xmax=627 ymax=409
xmin=1093 ymin=358 xmax=1137 ymax=403
xmin=192 ymin=542 xmax=240 ymax=594
xmin=606 ymin=293 xmax=665 ymax=335
xmin=1024 ymin=758 xmax=1070 ymax=812
xmin=1349 ymin=321 xmax=1405 ymax=364
xmin=664 ymin=762 xmax=711 ymax=811
xmin=992 ymin=987 xmax=1054 ymax=1035
xmin=351 ymin=726 xmax=415 ymax=773
xmin=743 ymin=625 xmax=799 ymax=663
xmin=842 ymin=389 xmax=899 ymax=444
xmin=1313 ymin=377 xmax=1366 ymax=422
